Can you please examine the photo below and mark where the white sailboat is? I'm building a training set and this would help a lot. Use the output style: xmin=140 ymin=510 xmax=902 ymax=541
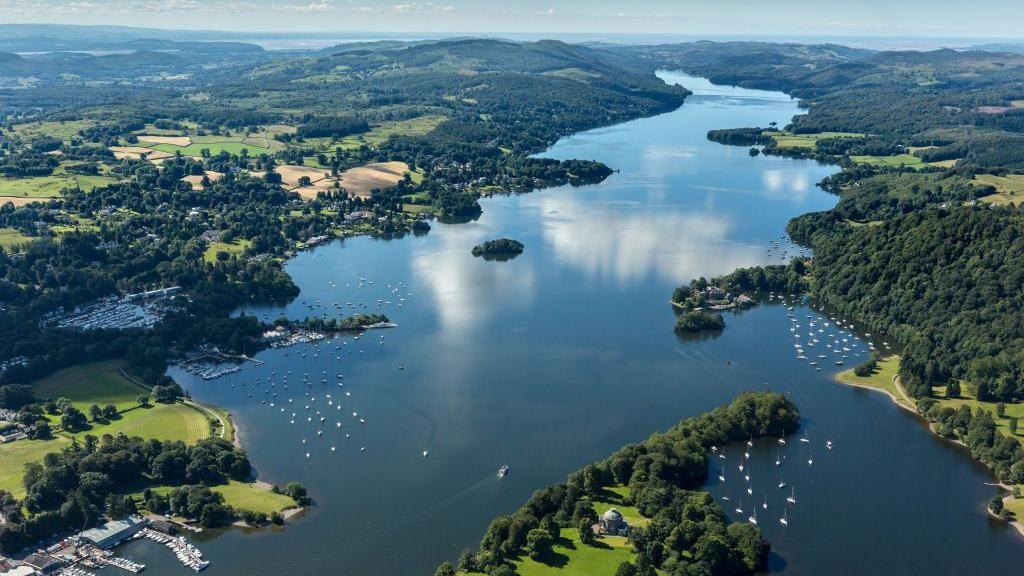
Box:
xmin=735 ymin=500 xmax=744 ymax=514
xmin=748 ymin=508 xmax=758 ymax=525
xmin=780 ymin=508 xmax=788 ymax=526
xmin=786 ymin=487 xmax=796 ymax=504
xmin=762 ymin=495 xmax=768 ymax=510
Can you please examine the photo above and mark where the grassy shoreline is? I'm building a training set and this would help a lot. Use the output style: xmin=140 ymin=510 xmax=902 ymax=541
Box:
xmin=834 ymin=356 xmax=1024 ymax=539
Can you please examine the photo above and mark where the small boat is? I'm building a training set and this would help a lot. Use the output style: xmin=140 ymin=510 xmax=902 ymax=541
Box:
xmin=719 ymin=472 xmax=726 ymax=483
xmin=787 ymin=487 xmax=796 ymax=504
xmin=762 ymin=496 xmax=768 ymax=510
xmin=498 ymin=464 xmax=511 ymax=478
xmin=423 ymin=450 xmax=429 ymax=458
xmin=826 ymin=440 xmax=833 ymax=451
xmin=799 ymin=437 xmax=810 ymax=444
xmin=778 ymin=437 xmax=786 ymax=445
xmin=748 ymin=510 xmax=758 ymax=525
xmin=780 ymin=509 xmax=789 ymax=526
xmin=735 ymin=500 xmax=743 ymax=514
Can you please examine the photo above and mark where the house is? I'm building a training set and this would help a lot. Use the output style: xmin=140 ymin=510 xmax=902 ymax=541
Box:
xmin=704 ymin=286 xmax=727 ymax=300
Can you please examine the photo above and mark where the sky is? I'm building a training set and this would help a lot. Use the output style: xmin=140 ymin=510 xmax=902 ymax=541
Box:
xmin=1 ymin=0 xmax=1024 ymax=39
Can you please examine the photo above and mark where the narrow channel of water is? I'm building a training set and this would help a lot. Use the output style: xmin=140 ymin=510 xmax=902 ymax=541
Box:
xmin=142 ymin=73 xmax=1024 ymax=575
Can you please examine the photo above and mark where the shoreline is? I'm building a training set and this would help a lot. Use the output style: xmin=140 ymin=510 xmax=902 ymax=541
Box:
xmin=833 ymin=368 xmax=1024 ymax=539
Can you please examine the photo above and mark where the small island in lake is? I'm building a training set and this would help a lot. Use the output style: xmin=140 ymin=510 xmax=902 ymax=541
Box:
xmin=471 ymin=238 xmax=525 ymax=261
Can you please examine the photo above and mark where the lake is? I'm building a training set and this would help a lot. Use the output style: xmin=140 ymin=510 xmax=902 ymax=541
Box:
xmin=146 ymin=72 xmax=1024 ymax=575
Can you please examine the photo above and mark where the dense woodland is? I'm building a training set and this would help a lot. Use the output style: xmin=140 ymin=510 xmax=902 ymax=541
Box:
xmin=441 ymin=392 xmax=799 ymax=576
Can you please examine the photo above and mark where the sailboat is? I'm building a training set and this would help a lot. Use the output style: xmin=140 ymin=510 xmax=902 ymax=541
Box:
xmin=719 ymin=470 xmax=726 ymax=483
xmin=747 ymin=435 xmax=754 ymax=448
xmin=826 ymin=440 xmax=833 ymax=451
xmin=780 ymin=508 xmax=789 ymax=526
xmin=762 ymin=495 xmax=768 ymax=510
xmin=735 ymin=500 xmax=744 ymax=514
xmin=775 ymin=445 xmax=783 ymax=467
xmin=746 ymin=482 xmax=753 ymax=496
xmin=778 ymin=436 xmax=786 ymax=445
xmin=786 ymin=487 xmax=796 ymax=504
xmin=748 ymin=508 xmax=758 ymax=525
xmin=808 ymin=448 xmax=814 ymax=466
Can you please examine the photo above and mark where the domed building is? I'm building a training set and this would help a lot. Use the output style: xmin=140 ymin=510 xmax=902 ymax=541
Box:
xmin=598 ymin=508 xmax=629 ymax=536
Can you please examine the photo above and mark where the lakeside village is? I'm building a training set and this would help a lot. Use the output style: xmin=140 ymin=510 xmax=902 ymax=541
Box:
xmin=0 ymin=515 xmax=210 ymax=576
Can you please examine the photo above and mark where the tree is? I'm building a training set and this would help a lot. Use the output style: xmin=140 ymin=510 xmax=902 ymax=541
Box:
xmin=102 ymin=405 xmax=118 ymax=419
xmin=615 ymin=562 xmax=637 ymax=576
xmin=61 ymin=407 xmax=87 ymax=431
xmin=990 ymin=495 xmax=1004 ymax=515
xmin=137 ymin=394 xmax=149 ymax=406
xmin=997 ymin=403 xmax=1007 ymax=418
xmin=1011 ymin=417 xmax=1018 ymax=435
xmin=89 ymin=404 xmax=102 ymax=421
xmin=433 ymin=561 xmax=455 ymax=576
xmin=946 ymin=381 xmax=960 ymax=399
xmin=577 ymin=520 xmax=595 ymax=545
xmin=525 ymin=527 xmax=553 ymax=560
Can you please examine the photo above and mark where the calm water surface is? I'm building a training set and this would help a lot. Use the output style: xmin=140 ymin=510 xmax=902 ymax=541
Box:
xmin=140 ymin=73 xmax=1024 ymax=575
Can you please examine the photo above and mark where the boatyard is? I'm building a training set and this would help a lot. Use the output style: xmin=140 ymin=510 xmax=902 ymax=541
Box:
xmin=0 ymin=516 xmax=209 ymax=576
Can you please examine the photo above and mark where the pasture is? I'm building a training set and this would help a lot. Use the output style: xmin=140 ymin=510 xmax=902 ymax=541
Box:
xmin=768 ymin=131 xmax=864 ymax=149
xmin=204 ymin=239 xmax=252 ymax=263
xmin=510 ymin=528 xmax=635 ymax=576
xmin=975 ymin=174 xmax=1024 ymax=205
xmin=0 ymin=227 xmax=35 ymax=249
xmin=33 ymin=360 xmax=144 ymax=413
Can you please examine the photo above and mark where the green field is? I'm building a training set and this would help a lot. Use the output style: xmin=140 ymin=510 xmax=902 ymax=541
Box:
xmin=768 ymin=131 xmax=864 ymax=149
xmin=149 ymin=141 xmax=271 ymax=157
xmin=0 ymin=436 xmax=72 ymax=497
xmin=975 ymin=174 xmax=1024 ymax=205
xmin=0 ymin=172 xmax=119 ymax=199
xmin=835 ymin=355 xmax=910 ymax=409
xmin=510 ymin=528 xmax=636 ymax=576
xmin=850 ymin=154 xmax=923 ymax=167
xmin=0 ymin=228 xmax=35 ymax=249
xmin=11 ymin=120 xmax=96 ymax=142
xmin=33 ymin=360 xmax=145 ymax=412
xmin=204 ymin=239 xmax=252 ymax=263
xmin=310 ymin=115 xmax=448 ymax=151
xmin=0 ymin=362 xmax=214 ymax=498
xmin=590 ymin=486 xmax=650 ymax=528
xmin=212 ymin=481 xmax=296 ymax=515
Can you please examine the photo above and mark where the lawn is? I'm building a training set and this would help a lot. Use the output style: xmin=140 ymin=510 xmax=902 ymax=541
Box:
xmin=837 ymin=355 xmax=1024 ymax=440
xmin=212 ymin=481 xmax=296 ymax=515
xmin=768 ymin=131 xmax=864 ymax=149
xmin=975 ymin=174 xmax=1024 ymax=206
xmin=0 ymin=362 xmax=214 ymax=497
xmin=835 ymin=355 xmax=911 ymax=409
xmin=0 ymin=228 xmax=35 ymax=249
xmin=33 ymin=360 xmax=145 ymax=413
xmin=510 ymin=528 xmax=635 ymax=576
xmin=204 ymin=239 xmax=252 ymax=263
xmin=0 ymin=436 xmax=71 ymax=497
xmin=591 ymin=486 xmax=650 ymax=528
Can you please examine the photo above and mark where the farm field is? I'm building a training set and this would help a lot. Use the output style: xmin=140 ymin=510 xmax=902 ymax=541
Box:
xmin=975 ymin=174 xmax=1024 ymax=205
xmin=850 ymin=153 xmax=923 ymax=167
xmin=149 ymin=140 xmax=272 ymax=157
xmin=337 ymin=161 xmax=410 ymax=198
xmin=309 ymin=115 xmax=447 ymax=150
xmin=10 ymin=119 xmax=96 ymax=142
xmin=0 ymin=227 xmax=35 ymax=249
xmin=768 ymin=131 xmax=864 ymax=149
xmin=0 ymin=172 xmax=119 ymax=200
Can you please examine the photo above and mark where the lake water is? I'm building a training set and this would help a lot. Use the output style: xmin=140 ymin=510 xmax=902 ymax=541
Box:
xmin=145 ymin=72 xmax=1024 ymax=575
